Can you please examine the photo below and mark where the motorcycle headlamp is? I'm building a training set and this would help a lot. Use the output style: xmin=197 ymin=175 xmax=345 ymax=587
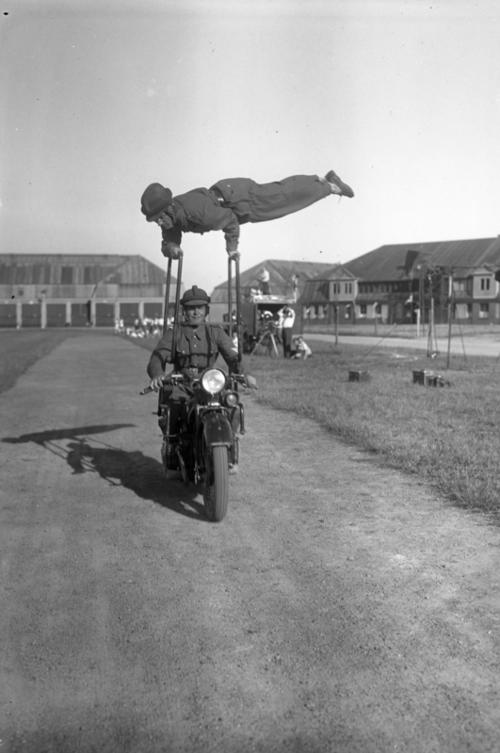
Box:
xmin=201 ymin=368 xmax=226 ymax=395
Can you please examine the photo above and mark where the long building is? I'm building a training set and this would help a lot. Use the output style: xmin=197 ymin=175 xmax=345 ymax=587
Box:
xmin=0 ymin=254 xmax=178 ymax=328
xmin=301 ymin=237 xmax=500 ymax=327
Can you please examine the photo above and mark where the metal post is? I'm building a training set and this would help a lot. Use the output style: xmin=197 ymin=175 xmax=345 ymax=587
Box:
xmin=427 ymin=295 xmax=436 ymax=357
xmin=234 ymin=254 xmax=242 ymax=363
xmin=227 ymin=256 xmax=233 ymax=338
xmin=162 ymin=257 xmax=173 ymax=335
xmin=171 ymin=253 xmax=183 ymax=361
xmin=446 ymin=270 xmax=453 ymax=369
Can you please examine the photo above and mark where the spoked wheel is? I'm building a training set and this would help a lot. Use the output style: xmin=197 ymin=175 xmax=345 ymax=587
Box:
xmin=203 ymin=445 xmax=229 ymax=522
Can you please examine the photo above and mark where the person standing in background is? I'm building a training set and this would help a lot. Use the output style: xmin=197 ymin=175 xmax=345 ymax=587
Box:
xmin=280 ymin=305 xmax=296 ymax=358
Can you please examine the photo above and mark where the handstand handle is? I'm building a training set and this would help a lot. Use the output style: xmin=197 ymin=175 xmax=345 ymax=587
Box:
xmin=170 ymin=252 xmax=183 ymax=364
xmin=227 ymin=253 xmax=242 ymax=363
xmin=162 ymin=256 xmax=173 ymax=336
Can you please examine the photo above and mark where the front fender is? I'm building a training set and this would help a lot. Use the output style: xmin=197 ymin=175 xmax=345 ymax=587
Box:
xmin=201 ymin=410 xmax=233 ymax=447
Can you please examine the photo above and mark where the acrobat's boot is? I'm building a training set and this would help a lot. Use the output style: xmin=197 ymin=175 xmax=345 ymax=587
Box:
xmin=324 ymin=169 xmax=355 ymax=198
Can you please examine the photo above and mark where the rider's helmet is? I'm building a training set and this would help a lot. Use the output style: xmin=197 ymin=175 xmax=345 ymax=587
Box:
xmin=141 ymin=183 xmax=173 ymax=221
xmin=181 ymin=286 xmax=211 ymax=307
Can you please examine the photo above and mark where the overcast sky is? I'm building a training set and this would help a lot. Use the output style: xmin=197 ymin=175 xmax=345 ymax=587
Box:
xmin=1 ymin=0 xmax=499 ymax=292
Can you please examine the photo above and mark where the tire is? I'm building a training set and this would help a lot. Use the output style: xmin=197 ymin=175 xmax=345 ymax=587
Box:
xmin=203 ymin=445 xmax=229 ymax=522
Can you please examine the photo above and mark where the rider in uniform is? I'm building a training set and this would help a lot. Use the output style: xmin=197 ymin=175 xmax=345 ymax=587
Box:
xmin=147 ymin=285 xmax=240 ymax=388
xmin=146 ymin=285 xmax=253 ymax=473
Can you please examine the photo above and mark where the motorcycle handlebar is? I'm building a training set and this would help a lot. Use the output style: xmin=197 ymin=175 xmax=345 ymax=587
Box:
xmin=139 ymin=371 xmax=247 ymax=395
xmin=139 ymin=373 xmax=184 ymax=395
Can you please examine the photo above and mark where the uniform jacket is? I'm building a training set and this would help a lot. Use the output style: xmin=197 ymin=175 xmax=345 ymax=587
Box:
xmin=162 ymin=188 xmax=240 ymax=256
xmin=147 ymin=323 xmax=239 ymax=378
xmin=162 ymin=175 xmax=330 ymax=255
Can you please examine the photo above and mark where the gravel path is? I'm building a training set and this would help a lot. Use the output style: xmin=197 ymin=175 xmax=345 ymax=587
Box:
xmin=1 ymin=334 xmax=499 ymax=753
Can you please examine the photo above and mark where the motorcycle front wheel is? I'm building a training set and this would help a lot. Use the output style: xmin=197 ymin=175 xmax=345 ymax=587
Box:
xmin=203 ymin=445 xmax=229 ymax=522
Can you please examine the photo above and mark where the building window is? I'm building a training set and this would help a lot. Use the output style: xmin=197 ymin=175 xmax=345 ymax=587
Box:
xmin=84 ymin=266 xmax=95 ymax=285
xmin=345 ymin=282 xmax=352 ymax=294
xmin=480 ymin=277 xmax=491 ymax=291
xmin=61 ymin=266 xmax=74 ymax=284
xmin=479 ymin=302 xmax=489 ymax=318
xmin=332 ymin=282 xmax=340 ymax=295
xmin=359 ymin=304 xmax=367 ymax=318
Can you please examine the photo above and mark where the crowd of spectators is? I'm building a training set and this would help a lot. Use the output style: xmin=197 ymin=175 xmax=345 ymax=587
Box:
xmin=115 ymin=316 xmax=170 ymax=338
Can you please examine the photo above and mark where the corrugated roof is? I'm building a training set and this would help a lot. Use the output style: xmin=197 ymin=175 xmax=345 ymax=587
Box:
xmin=0 ymin=253 xmax=170 ymax=286
xmin=307 ymin=263 xmax=357 ymax=281
xmin=343 ymin=238 xmax=500 ymax=281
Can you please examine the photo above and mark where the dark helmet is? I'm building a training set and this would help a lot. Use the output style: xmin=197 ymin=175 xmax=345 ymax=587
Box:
xmin=140 ymin=183 xmax=173 ymax=220
xmin=181 ymin=286 xmax=211 ymax=307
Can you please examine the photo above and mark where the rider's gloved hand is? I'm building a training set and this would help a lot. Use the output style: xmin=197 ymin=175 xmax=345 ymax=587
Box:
xmin=149 ymin=375 xmax=165 ymax=392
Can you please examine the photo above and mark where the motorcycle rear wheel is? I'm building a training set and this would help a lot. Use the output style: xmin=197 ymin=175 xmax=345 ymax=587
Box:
xmin=203 ymin=445 xmax=229 ymax=522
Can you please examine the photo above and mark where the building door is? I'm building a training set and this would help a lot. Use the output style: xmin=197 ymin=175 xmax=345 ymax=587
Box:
xmin=119 ymin=302 xmax=140 ymax=327
xmin=71 ymin=303 xmax=90 ymax=327
xmin=46 ymin=303 xmax=67 ymax=327
xmin=22 ymin=302 xmax=41 ymax=327
xmin=95 ymin=303 xmax=114 ymax=327
xmin=0 ymin=303 xmax=17 ymax=327
xmin=144 ymin=302 xmax=163 ymax=320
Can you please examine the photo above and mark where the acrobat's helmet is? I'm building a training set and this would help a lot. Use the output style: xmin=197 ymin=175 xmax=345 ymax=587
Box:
xmin=140 ymin=183 xmax=173 ymax=221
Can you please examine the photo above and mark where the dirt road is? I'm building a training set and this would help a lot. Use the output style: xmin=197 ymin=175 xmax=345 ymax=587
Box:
xmin=307 ymin=331 xmax=500 ymax=358
xmin=1 ymin=334 xmax=499 ymax=752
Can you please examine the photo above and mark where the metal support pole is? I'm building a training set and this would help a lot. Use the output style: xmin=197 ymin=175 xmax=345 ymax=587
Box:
xmin=171 ymin=253 xmax=183 ymax=361
xmin=446 ymin=270 xmax=453 ymax=369
xmin=234 ymin=254 xmax=242 ymax=363
xmin=227 ymin=256 xmax=233 ymax=338
xmin=162 ymin=257 xmax=173 ymax=335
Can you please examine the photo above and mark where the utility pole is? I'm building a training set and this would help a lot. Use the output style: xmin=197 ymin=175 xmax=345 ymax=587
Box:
xmin=446 ymin=268 xmax=454 ymax=369
xmin=418 ymin=270 xmax=424 ymax=337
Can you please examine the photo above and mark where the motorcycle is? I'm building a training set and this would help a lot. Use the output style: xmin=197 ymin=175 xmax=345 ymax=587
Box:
xmin=141 ymin=251 xmax=246 ymax=522
xmin=156 ymin=368 xmax=246 ymax=522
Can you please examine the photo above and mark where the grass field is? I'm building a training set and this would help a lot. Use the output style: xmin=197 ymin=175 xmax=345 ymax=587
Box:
xmin=246 ymin=340 xmax=500 ymax=519
xmin=2 ymin=328 xmax=499 ymax=519
xmin=0 ymin=329 xmax=86 ymax=393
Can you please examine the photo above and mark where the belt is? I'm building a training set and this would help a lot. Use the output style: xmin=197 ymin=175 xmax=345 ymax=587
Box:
xmin=209 ymin=187 xmax=226 ymax=206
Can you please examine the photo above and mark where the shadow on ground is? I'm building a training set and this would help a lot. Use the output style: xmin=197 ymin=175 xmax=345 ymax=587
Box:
xmin=2 ymin=423 xmax=206 ymax=520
